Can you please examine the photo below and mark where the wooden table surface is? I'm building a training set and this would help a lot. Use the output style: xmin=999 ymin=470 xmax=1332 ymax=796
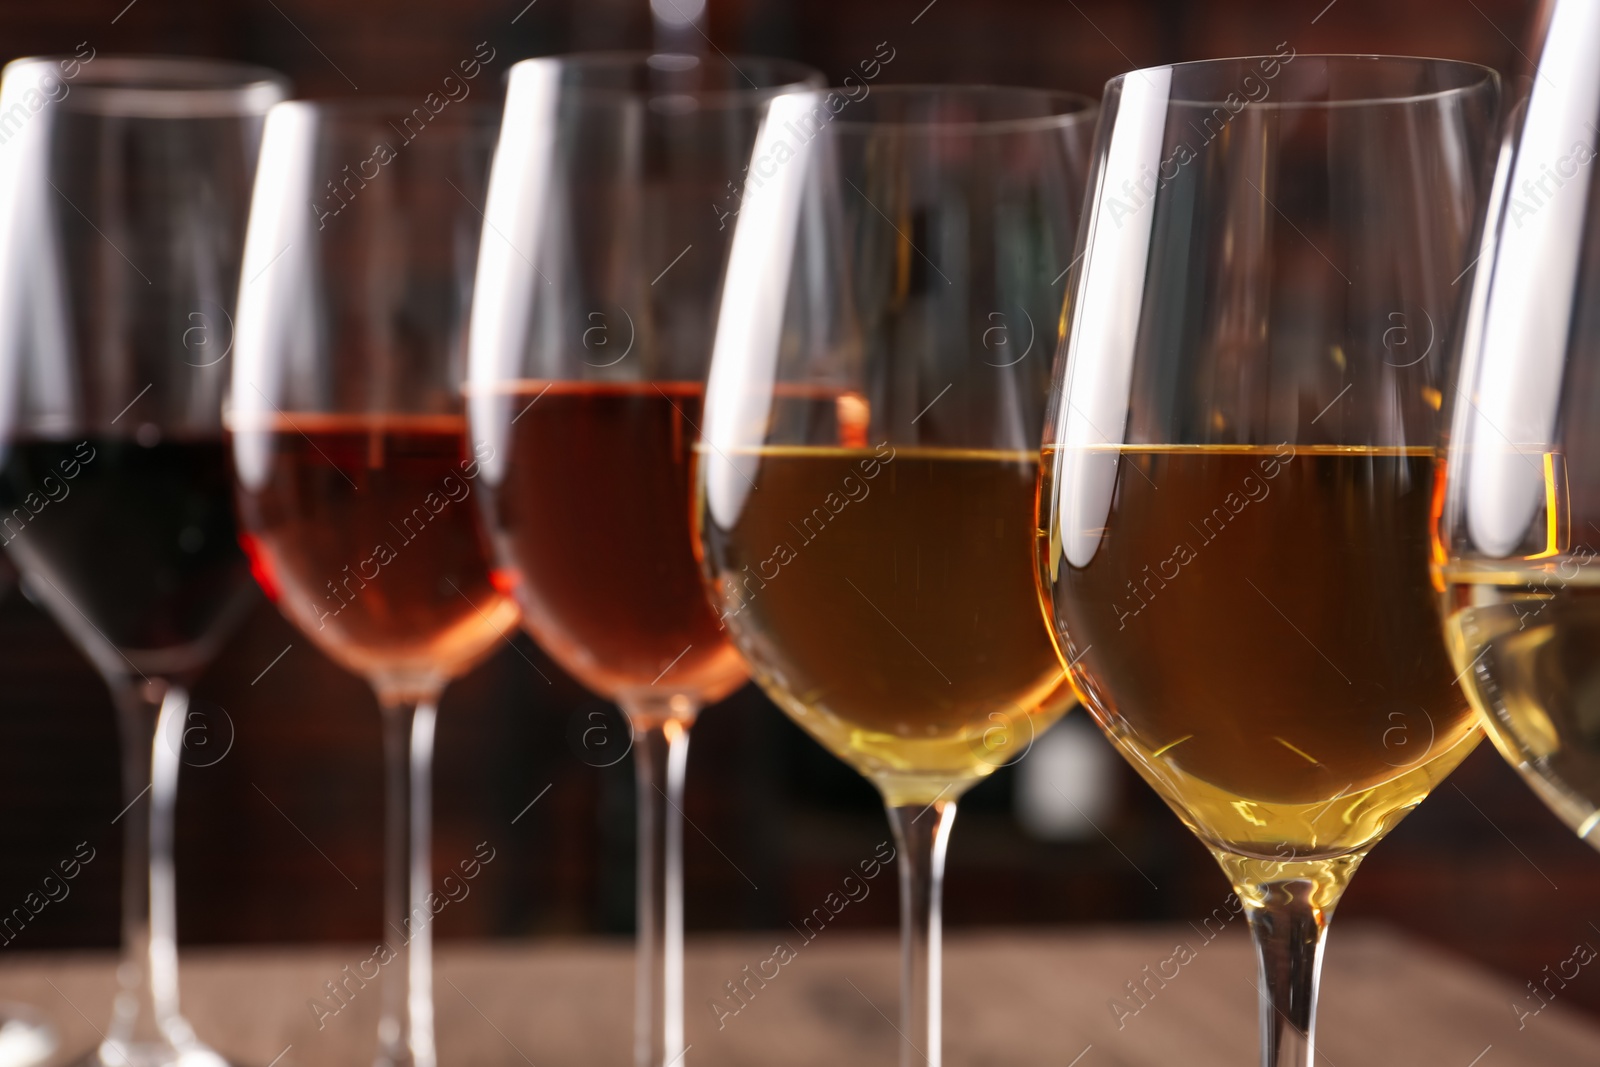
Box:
xmin=0 ymin=928 xmax=1590 ymax=1066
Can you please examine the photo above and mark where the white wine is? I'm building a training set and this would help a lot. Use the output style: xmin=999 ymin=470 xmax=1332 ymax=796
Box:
xmin=1041 ymin=444 xmax=1480 ymax=905
xmin=700 ymin=445 xmax=1074 ymax=805
xmin=1442 ymin=555 xmax=1600 ymax=843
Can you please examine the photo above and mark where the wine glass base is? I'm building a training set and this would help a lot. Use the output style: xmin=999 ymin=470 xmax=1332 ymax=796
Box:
xmin=0 ymin=1005 xmax=56 ymax=1067
xmin=66 ymin=1038 xmax=237 ymax=1067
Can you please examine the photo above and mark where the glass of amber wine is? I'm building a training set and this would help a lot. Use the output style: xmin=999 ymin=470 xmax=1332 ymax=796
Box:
xmin=696 ymin=86 xmax=1095 ymax=1067
xmin=1037 ymin=56 xmax=1500 ymax=1067
xmin=465 ymin=53 xmax=821 ymax=1067
xmin=1438 ymin=5 xmax=1600 ymax=849
xmin=229 ymin=101 xmax=518 ymax=1067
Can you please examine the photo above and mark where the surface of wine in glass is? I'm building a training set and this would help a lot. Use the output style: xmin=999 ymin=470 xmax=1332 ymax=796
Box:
xmin=703 ymin=445 xmax=1072 ymax=803
xmin=233 ymin=413 xmax=517 ymax=690
xmin=0 ymin=437 xmax=254 ymax=669
xmin=1041 ymin=444 xmax=1479 ymax=897
xmin=475 ymin=381 xmax=743 ymax=703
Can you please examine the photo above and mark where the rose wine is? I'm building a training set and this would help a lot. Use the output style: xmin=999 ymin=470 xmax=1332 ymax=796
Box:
xmin=233 ymin=413 xmax=517 ymax=693
xmin=1442 ymin=557 xmax=1600 ymax=845
xmin=1040 ymin=444 xmax=1480 ymax=877
xmin=0 ymin=436 xmax=256 ymax=675
xmin=474 ymin=381 xmax=746 ymax=705
xmin=698 ymin=445 xmax=1073 ymax=804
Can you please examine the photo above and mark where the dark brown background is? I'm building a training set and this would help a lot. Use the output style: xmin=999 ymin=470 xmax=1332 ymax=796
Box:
xmin=0 ymin=0 xmax=1586 ymax=1024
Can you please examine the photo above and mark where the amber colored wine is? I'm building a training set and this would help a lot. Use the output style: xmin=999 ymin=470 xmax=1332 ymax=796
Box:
xmin=1442 ymin=558 xmax=1600 ymax=845
xmin=233 ymin=413 xmax=518 ymax=694
xmin=1040 ymin=445 xmax=1479 ymax=890
xmin=699 ymin=445 xmax=1073 ymax=804
xmin=473 ymin=381 xmax=746 ymax=707
xmin=0 ymin=437 xmax=256 ymax=675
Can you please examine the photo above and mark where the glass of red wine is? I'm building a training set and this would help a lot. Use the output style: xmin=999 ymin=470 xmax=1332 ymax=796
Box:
xmin=228 ymin=100 xmax=518 ymax=1067
xmin=466 ymin=53 xmax=820 ymax=1067
xmin=0 ymin=56 xmax=287 ymax=1067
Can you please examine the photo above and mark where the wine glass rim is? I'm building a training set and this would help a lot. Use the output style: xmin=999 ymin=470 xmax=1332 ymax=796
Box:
xmin=509 ymin=51 xmax=824 ymax=105
xmin=1107 ymin=53 xmax=1499 ymax=110
xmin=3 ymin=54 xmax=289 ymax=117
xmin=819 ymin=84 xmax=1099 ymax=133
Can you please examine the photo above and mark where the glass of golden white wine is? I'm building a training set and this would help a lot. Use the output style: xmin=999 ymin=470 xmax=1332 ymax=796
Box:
xmin=1439 ymin=6 xmax=1600 ymax=848
xmin=1036 ymin=57 xmax=1499 ymax=1067
xmin=695 ymin=86 xmax=1095 ymax=1067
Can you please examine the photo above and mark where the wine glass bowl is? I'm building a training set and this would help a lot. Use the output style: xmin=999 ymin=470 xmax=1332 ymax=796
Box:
xmin=0 ymin=55 xmax=284 ymax=684
xmin=1036 ymin=55 xmax=1500 ymax=1067
xmin=696 ymin=84 xmax=1096 ymax=1067
xmin=467 ymin=52 xmax=822 ymax=712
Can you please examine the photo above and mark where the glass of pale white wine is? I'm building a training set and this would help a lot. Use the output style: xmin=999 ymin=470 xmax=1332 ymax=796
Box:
xmin=695 ymin=85 xmax=1095 ymax=1067
xmin=1439 ymin=8 xmax=1600 ymax=853
xmin=1037 ymin=56 xmax=1500 ymax=1067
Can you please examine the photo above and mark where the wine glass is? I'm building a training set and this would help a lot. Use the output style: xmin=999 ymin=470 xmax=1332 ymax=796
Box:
xmin=695 ymin=85 xmax=1095 ymax=1067
xmin=0 ymin=56 xmax=287 ymax=1067
xmin=1437 ymin=4 xmax=1600 ymax=847
xmin=465 ymin=52 xmax=821 ymax=1067
xmin=1036 ymin=56 xmax=1500 ymax=1066
xmin=229 ymin=101 xmax=518 ymax=1067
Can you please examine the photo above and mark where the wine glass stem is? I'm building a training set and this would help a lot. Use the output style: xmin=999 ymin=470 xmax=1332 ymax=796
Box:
xmin=1246 ymin=879 xmax=1329 ymax=1067
xmin=624 ymin=701 xmax=694 ymax=1067
xmin=109 ymin=678 xmax=188 ymax=1050
xmin=377 ymin=696 xmax=440 ymax=1067
xmin=885 ymin=798 xmax=957 ymax=1067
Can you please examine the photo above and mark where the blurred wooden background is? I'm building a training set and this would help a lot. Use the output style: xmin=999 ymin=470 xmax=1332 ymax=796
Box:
xmin=1 ymin=0 xmax=1590 ymax=1029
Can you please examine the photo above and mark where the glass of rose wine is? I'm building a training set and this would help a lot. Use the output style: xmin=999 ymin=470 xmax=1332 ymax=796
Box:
xmin=228 ymin=101 xmax=518 ymax=1067
xmin=465 ymin=53 xmax=820 ymax=1067
xmin=695 ymin=86 xmax=1095 ymax=1067
xmin=1437 ymin=4 xmax=1600 ymax=848
xmin=0 ymin=56 xmax=287 ymax=1067
xmin=1036 ymin=56 xmax=1500 ymax=1067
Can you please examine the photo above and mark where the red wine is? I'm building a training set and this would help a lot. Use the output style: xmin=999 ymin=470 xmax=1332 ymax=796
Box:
xmin=233 ymin=413 xmax=518 ymax=692
xmin=474 ymin=381 xmax=745 ymax=705
xmin=0 ymin=436 xmax=256 ymax=675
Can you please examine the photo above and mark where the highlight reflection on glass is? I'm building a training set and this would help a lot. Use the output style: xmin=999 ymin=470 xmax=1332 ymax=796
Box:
xmin=230 ymin=100 xmax=517 ymax=1067
xmin=697 ymin=86 xmax=1095 ymax=1067
xmin=0 ymin=55 xmax=286 ymax=1067
xmin=1438 ymin=2 xmax=1600 ymax=848
xmin=1037 ymin=56 xmax=1500 ymax=1067
xmin=465 ymin=52 xmax=822 ymax=1067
